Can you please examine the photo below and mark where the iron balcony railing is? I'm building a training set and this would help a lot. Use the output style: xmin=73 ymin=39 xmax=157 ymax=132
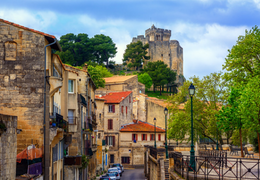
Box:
xmin=50 ymin=113 xmax=68 ymax=132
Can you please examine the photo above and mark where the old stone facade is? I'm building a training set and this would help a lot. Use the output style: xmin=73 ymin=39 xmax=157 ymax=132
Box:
xmin=0 ymin=114 xmax=17 ymax=180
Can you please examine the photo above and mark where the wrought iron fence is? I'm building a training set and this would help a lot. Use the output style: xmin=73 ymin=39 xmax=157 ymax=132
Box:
xmin=172 ymin=152 xmax=260 ymax=179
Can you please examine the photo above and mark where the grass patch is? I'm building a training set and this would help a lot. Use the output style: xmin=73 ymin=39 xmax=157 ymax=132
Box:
xmin=145 ymin=91 xmax=172 ymax=100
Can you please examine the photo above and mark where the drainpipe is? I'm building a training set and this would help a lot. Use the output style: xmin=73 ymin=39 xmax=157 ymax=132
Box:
xmin=81 ymin=105 xmax=83 ymax=155
xmin=44 ymin=39 xmax=57 ymax=180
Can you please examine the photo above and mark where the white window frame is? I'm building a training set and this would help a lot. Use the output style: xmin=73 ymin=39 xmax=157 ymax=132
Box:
xmin=108 ymin=105 xmax=113 ymax=112
xmin=108 ymin=136 xmax=113 ymax=146
xmin=68 ymin=79 xmax=74 ymax=93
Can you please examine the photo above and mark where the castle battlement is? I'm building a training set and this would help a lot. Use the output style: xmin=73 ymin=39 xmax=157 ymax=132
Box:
xmin=170 ymin=40 xmax=180 ymax=45
xmin=145 ymin=25 xmax=171 ymax=36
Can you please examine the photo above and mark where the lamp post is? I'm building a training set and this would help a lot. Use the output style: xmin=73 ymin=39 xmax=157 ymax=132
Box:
xmin=189 ymin=83 xmax=195 ymax=171
xmin=154 ymin=117 xmax=156 ymax=148
xmin=216 ymin=124 xmax=219 ymax=150
xmin=164 ymin=107 xmax=169 ymax=159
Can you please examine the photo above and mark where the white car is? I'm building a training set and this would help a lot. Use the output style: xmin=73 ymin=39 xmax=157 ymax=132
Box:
xmin=108 ymin=168 xmax=120 ymax=179
xmin=106 ymin=172 xmax=117 ymax=180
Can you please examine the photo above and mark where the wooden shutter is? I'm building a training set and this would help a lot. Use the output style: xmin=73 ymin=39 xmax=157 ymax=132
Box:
xmin=142 ymin=134 xmax=144 ymax=141
xmin=108 ymin=119 xmax=110 ymax=129
xmin=132 ymin=134 xmax=134 ymax=141
xmin=158 ymin=134 xmax=161 ymax=141
xmin=112 ymin=136 xmax=115 ymax=147
xmin=111 ymin=119 xmax=113 ymax=129
xmin=112 ymin=105 xmax=115 ymax=113
xmin=135 ymin=134 xmax=137 ymax=141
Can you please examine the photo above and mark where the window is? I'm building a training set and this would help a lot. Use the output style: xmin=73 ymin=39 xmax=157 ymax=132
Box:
xmin=68 ymin=80 xmax=74 ymax=93
xmin=121 ymin=106 xmax=124 ymax=114
xmin=129 ymin=96 xmax=131 ymax=103
xmin=158 ymin=134 xmax=161 ymax=141
xmin=106 ymin=136 xmax=115 ymax=146
xmin=126 ymin=106 xmax=127 ymax=115
xmin=99 ymin=113 xmax=101 ymax=119
xmin=161 ymin=54 xmax=163 ymax=57
xmin=110 ymin=154 xmax=114 ymax=163
xmin=150 ymin=134 xmax=155 ymax=141
xmin=98 ymin=133 xmax=101 ymax=139
xmin=68 ymin=110 xmax=74 ymax=124
xmin=109 ymin=105 xmax=115 ymax=113
xmin=108 ymin=119 xmax=113 ymax=130
xmin=132 ymin=134 xmax=138 ymax=142
xmin=121 ymin=157 xmax=130 ymax=164
xmin=142 ymin=134 xmax=147 ymax=141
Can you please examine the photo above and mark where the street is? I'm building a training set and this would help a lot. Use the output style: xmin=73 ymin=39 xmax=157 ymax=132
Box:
xmin=121 ymin=168 xmax=147 ymax=180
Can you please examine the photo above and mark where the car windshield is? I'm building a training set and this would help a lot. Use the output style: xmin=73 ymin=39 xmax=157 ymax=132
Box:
xmin=108 ymin=169 xmax=117 ymax=173
xmin=112 ymin=164 xmax=120 ymax=167
xmin=107 ymin=173 xmax=116 ymax=176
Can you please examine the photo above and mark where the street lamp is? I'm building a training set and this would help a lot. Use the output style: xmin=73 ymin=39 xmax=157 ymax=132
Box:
xmin=164 ymin=107 xmax=169 ymax=159
xmin=154 ymin=117 xmax=156 ymax=148
xmin=189 ymin=83 xmax=195 ymax=171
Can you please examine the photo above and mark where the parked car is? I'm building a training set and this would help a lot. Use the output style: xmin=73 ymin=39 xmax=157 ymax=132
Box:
xmin=108 ymin=168 xmax=121 ymax=179
xmin=106 ymin=172 xmax=118 ymax=180
xmin=112 ymin=163 xmax=124 ymax=172
xmin=100 ymin=176 xmax=111 ymax=180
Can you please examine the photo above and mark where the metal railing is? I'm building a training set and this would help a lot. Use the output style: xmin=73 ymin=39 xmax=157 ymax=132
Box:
xmin=172 ymin=152 xmax=260 ymax=179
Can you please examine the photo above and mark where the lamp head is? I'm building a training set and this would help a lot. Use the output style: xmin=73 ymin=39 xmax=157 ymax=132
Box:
xmin=189 ymin=83 xmax=195 ymax=96
xmin=153 ymin=117 xmax=156 ymax=123
xmin=164 ymin=107 xmax=168 ymax=115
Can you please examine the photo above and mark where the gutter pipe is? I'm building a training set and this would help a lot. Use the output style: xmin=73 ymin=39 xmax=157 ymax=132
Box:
xmin=44 ymin=39 xmax=57 ymax=180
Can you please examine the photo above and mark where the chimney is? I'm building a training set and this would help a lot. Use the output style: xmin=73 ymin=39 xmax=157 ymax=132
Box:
xmin=83 ymin=63 xmax=88 ymax=71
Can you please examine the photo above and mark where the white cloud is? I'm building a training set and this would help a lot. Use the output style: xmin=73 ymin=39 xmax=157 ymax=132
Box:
xmin=0 ymin=8 xmax=57 ymax=32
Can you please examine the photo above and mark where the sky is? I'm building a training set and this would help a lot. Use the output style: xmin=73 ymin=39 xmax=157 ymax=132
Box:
xmin=0 ymin=0 xmax=258 ymax=79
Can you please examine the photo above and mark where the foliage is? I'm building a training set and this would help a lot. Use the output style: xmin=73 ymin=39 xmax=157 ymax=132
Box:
xmin=167 ymin=72 xmax=229 ymax=144
xmin=138 ymin=73 xmax=153 ymax=90
xmin=145 ymin=91 xmax=171 ymax=100
xmin=94 ymin=65 xmax=113 ymax=78
xmin=0 ymin=121 xmax=6 ymax=130
xmin=90 ymin=34 xmax=117 ymax=68
xmin=123 ymin=41 xmax=149 ymax=70
xmin=87 ymin=65 xmax=105 ymax=88
xmin=223 ymin=26 xmax=260 ymax=84
xmin=143 ymin=61 xmax=176 ymax=94
xmin=81 ymin=155 xmax=89 ymax=169
xmin=56 ymin=33 xmax=117 ymax=67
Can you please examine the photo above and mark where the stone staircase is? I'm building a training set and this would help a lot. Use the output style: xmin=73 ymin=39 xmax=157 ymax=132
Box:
xmin=164 ymin=160 xmax=170 ymax=180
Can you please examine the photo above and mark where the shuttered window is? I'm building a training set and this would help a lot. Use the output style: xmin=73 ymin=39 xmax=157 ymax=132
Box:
xmin=109 ymin=105 xmax=115 ymax=113
xmin=106 ymin=136 xmax=115 ymax=147
xmin=158 ymin=134 xmax=161 ymax=141
xmin=150 ymin=134 xmax=154 ymax=141
xmin=132 ymin=134 xmax=137 ymax=141
xmin=121 ymin=157 xmax=130 ymax=164
xmin=142 ymin=134 xmax=147 ymax=141
xmin=108 ymin=119 xmax=113 ymax=130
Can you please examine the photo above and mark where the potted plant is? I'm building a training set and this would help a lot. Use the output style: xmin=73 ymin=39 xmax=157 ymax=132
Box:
xmin=52 ymin=119 xmax=56 ymax=127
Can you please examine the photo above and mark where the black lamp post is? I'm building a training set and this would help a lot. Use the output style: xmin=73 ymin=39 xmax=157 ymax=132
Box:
xmin=216 ymin=124 xmax=219 ymax=150
xmin=189 ymin=83 xmax=195 ymax=171
xmin=154 ymin=117 xmax=156 ymax=148
xmin=164 ymin=107 xmax=169 ymax=159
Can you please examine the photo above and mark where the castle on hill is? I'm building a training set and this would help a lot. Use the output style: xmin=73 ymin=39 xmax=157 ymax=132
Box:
xmin=132 ymin=25 xmax=184 ymax=85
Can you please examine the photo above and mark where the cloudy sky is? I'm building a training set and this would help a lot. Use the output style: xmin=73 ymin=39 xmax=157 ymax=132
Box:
xmin=0 ymin=0 xmax=258 ymax=78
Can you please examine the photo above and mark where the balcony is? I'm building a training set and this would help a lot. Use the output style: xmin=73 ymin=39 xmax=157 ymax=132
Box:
xmin=83 ymin=117 xmax=93 ymax=132
xmin=50 ymin=113 xmax=68 ymax=132
xmin=68 ymin=116 xmax=77 ymax=133
xmin=64 ymin=156 xmax=82 ymax=167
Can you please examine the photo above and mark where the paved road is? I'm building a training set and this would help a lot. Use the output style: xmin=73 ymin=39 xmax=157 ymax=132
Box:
xmin=121 ymin=168 xmax=147 ymax=180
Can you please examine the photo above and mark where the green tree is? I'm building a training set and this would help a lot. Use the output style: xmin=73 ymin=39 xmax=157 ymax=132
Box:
xmin=94 ymin=65 xmax=113 ymax=78
xmin=123 ymin=41 xmax=149 ymax=70
xmin=216 ymin=87 xmax=245 ymax=156
xmin=239 ymin=76 xmax=260 ymax=155
xmin=55 ymin=33 xmax=92 ymax=66
xmin=223 ymin=26 xmax=260 ymax=84
xmin=143 ymin=61 xmax=176 ymax=95
xmin=90 ymin=34 xmax=117 ymax=68
xmin=138 ymin=73 xmax=153 ymax=90
xmin=167 ymin=72 xmax=229 ymax=144
xmin=87 ymin=65 xmax=105 ymax=88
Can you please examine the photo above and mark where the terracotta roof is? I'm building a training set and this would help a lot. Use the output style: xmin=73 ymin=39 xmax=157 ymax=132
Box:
xmin=120 ymin=120 xmax=165 ymax=133
xmin=0 ymin=18 xmax=55 ymax=39
xmin=63 ymin=64 xmax=88 ymax=73
xmin=95 ymin=95 xmax=105 ymax=100
xmin=65 ymin=68 xmax=79 ymax=76
xmin=102 ymin=91 xmax=132 ymax=104
xmin=104 ymin=75 xmax=137 ymax=83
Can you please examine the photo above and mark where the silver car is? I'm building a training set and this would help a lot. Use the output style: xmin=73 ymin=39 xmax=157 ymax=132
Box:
xmin=108 ymin=168 xmax=120 ymax=179
xmin=106 ymin=172 xmax=117 ymax=180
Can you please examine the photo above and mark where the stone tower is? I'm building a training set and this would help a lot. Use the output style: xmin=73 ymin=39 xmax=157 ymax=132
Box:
xmin=132 ymin=25 xmax=183 ymax=79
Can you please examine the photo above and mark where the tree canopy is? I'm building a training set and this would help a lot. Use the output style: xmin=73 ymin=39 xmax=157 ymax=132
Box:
xmin=167 ymin=72 xmax=229 ymax=144
xmin=123 ymin=41 xmax=149 ymax=70
xmin=56 ymin=33 xmax=117 ymax=67
xmin=138 ymin=73 xmax=153 ymax=90
xmin=143 ymin=61 xmax=176 ymax=94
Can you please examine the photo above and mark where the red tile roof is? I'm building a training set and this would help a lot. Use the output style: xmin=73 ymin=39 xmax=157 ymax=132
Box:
xmin=102 ymin=91 xmax=132 ymax=104
xmin=120 ymin=120 xmax=165 ymax=133
xmin=104 ymin=75 xmax=137 ymax=83
xmin=0 ymin=18 xmax=56 ymax=39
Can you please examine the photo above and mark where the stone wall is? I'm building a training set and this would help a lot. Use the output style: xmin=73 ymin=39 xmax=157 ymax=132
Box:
xmin=0 ymin=22 xmax=47 ymax=153
xmin=0 ymin=114 xmax=17 ymax=179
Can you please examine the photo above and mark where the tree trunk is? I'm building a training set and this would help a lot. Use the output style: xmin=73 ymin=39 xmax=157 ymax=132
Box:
xmin=160 ymin=86 xmax=162 ymax=95
xmin=239 ymin=127 xmax=244 ymax=157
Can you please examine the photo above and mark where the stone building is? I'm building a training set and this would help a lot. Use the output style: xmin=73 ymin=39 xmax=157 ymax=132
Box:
xmin=0 ymin=18 xmax=63 ymax=179
xmin=119 ymin=120 xmax=165 ymax=168
xmin=95 ymin=91 xmax=133 ymax=166
xmin=62 ymin=64 xmax=97 ymax=180
xmin=132 ymin=25 xmax=184 ymax=86
xmin=0 ymin=114 xmax=17 ymax=179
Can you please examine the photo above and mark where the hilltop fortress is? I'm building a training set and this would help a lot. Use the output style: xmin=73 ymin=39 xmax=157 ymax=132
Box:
xmin=132 ymin=25 xmax=184 ymax=82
